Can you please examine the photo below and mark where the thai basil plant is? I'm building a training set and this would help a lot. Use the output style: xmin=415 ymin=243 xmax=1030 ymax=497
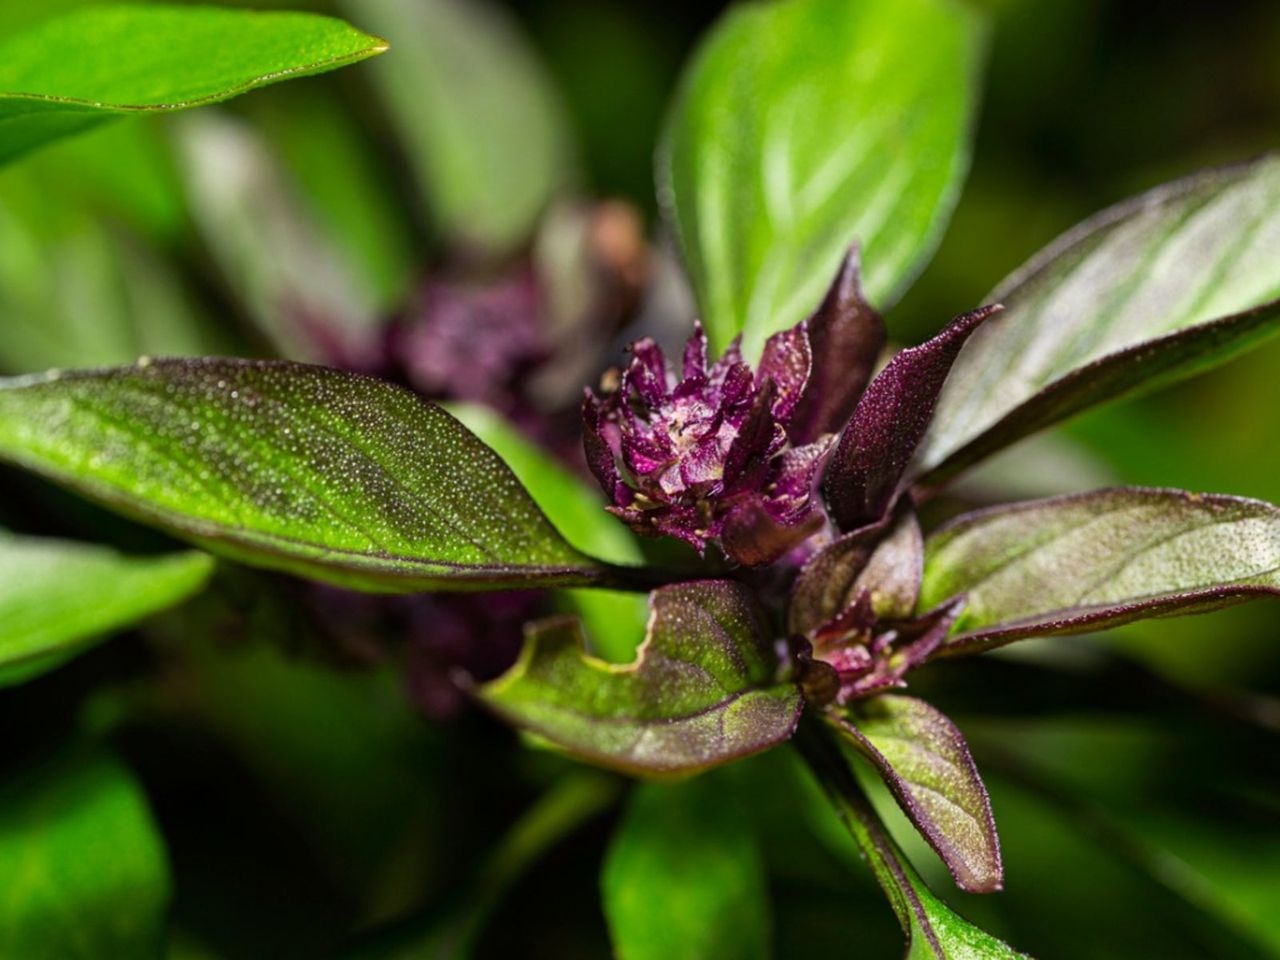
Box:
xmin=2 ymin=0 xmax=1279 ymax=957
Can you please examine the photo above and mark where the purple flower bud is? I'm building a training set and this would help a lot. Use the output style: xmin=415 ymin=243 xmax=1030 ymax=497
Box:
xmin=801 ymin=593 xmax=964 ymax=703
xmin=583 ymin=322 xmax=832 ymax=564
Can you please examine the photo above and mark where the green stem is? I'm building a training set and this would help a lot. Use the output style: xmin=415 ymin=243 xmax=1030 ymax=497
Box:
xmin=793 ymin=715 xmax=943 ymax=952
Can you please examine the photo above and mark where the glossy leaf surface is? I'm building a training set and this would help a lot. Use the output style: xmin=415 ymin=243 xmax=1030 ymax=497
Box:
xmin=921 ymin=488 xmax=1280 ymax=654
xmin=661 ymin=0 xmax=984 ymax=358
xmin=0 ymin=360 xmax=605 ymax=592
xmin=603 ymin=776 xmax=769 ymax=960
xmin=836 ymin=697 xmax=1002 ymax=894
xmin=0 ymin=531 xmax=213 ymax=685
xmin=348 ymin=0 xmax=571 ymax=254
xmin=480 ymin=581 xmax=802 ymax=775
xmin=0 ymin=753 xmax=171 ymax=959
xmin=0 ymin=6 xmax=386 ymax=163
xmin=918 ymin=156 xmax=1280 ymax=484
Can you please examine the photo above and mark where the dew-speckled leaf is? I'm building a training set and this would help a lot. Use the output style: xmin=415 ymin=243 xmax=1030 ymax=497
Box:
xmin=0 ymin=359 xmax=607 ymax=592
xmin=602 ymin=776 xmax=770 ymax=960
xmin=0 ymin=6 xmax=386 ymax=164
xmin=479 ymin=580 xmax=802 ymax=775
xmin=836 ymin=698 xmax=1002 ymax=894
xmin=917 ymin=156 xmax=1280 ymax=485
xmin=0 ymin=531 xmax=213 ymax=686
xmin=660 ymin=0 xmax=985 ymax=359
xmin=346 ymin=0 xmax=571 ymax=255
xmin=921 ymin=488 xmax=1280 ymax=656
xmin=447 ymin=402 xmax=649 ymax=663
xmin=0 ymin=752 xmax=171 ymax=959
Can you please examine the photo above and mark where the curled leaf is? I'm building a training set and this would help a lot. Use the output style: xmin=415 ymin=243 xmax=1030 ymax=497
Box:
xmin=479 ymin=581 xmax=803 ymax=775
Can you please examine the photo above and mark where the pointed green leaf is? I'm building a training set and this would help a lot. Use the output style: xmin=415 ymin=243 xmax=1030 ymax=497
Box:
xmin=346 ymin=0 xmax=571 ymax=255
xmin=0 ymin=752 xmax=171 ymax=959
xmin=920 ymin=488 xmax=1280 ymax=655
xmin=918 ymin=155 xmax=1280 ymax=485
xmin=836 ymin=698 xmax=1002 ymax=894
xmin=603 ymin=775 xmax=770 ymax=960
xmin=0 ymin=531 xmax=213 ymax=686
xmin=0 ymin=360 xmax=609 ymax=592
xmin=660 ymin=0 xmax=985 ymax=358
xmin=480 ymin=580 xmax=803 ymax=775
xmin=0 ymin=6 xmax=387 ymax=164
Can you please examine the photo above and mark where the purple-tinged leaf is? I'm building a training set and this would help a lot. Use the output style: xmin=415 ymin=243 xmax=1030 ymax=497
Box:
xmin=478 ymin=581 xmax=802 ymax=775
xmin=788 ymin=247 xmax=887 ymax=446
xmin=832 ymin=697 xmax=1002 ymax=894
xmin=917 ymin=155 xmax=1280 ymax=487
xmin=823 ymin=305 xmax=1001 ymax=532
xmin=795 ymin=722 xmax=1031 ymax=959
xmin=789 ymin=521 xmax=887 ymax=638
xmin=856 ymin=507 xmax=925 ymax=620
xmin=921 ymin=487 xmax=1280 ymax=656
xmin=0 ymin=359 xmax=613 ymax=592
xmin=787 ymin=503 xmax=921 ymax=638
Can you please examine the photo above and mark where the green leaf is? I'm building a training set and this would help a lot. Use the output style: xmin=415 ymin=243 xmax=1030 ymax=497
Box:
xmin=602 ymin=775 xmax=770 ymax=960
xmin=0 ymin=752 xmax=171 ymax=959
xmin=917 ymin=155 xmax=1280 ymax=485
xmin=796 ymin=723 xmax=1030 ymax=959
xmin=480 ymin=580 xmax=802 ymax=775
xmin=0 ymin=359 xmax=609 ymax=592
xmin=346 ymin=0 xmax=572 ymax=255
xmin=660 ymin=0 xmax=985 ymax=358
xmin=0 ymin=531 xmax=213 ymax=685
xmin=920 ymin=487 xmax=1280 ymax=656
xmin=0 ymin=6 xmax=387 ymax=164
xmin=446 ymin=402 xmax=648 ymax=663
xmin=835 ymin=698 xmax=1002 ymax=894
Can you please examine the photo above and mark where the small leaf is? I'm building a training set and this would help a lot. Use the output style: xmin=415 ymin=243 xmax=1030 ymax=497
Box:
xmin=447 ymin=402 xmax=649 ymax=663
xmin=824 ymin=306 xmax=999 ymax=531
xmin=660 ymin=0 xmax=986 ymax=358
xmin=0 ymin=752 xmax=171 ymax=959
xmin=0 ymin=6 xmax=387 ymax=164
xmin=789 ymin=504 xmax=924 ymax=639
xmin=796 ymin=723 xmax=1030 ymax=960
xmin=920 ymin=487 xmax=1280 ymax=655
xmin=0 ymin=531 xmax=213 ymax=686
xmin=917 ymin=155 xmax=1280 ymax=486
xmin=602 ymin=775 xmax=770 ymax=960
xmin=0 ymin=360 xmax=608 ymax=592
xmin=346 ymin=0 xmax=572 ymax=255
xmin=834 ymin=698 xmax=1003 ymax=894
xmin=479 ymin=580 xmax=802 ymax=775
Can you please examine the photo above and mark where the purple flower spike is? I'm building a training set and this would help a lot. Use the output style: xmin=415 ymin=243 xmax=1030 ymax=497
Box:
xmin=583 ymin=322 xmax=832 ymax=564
